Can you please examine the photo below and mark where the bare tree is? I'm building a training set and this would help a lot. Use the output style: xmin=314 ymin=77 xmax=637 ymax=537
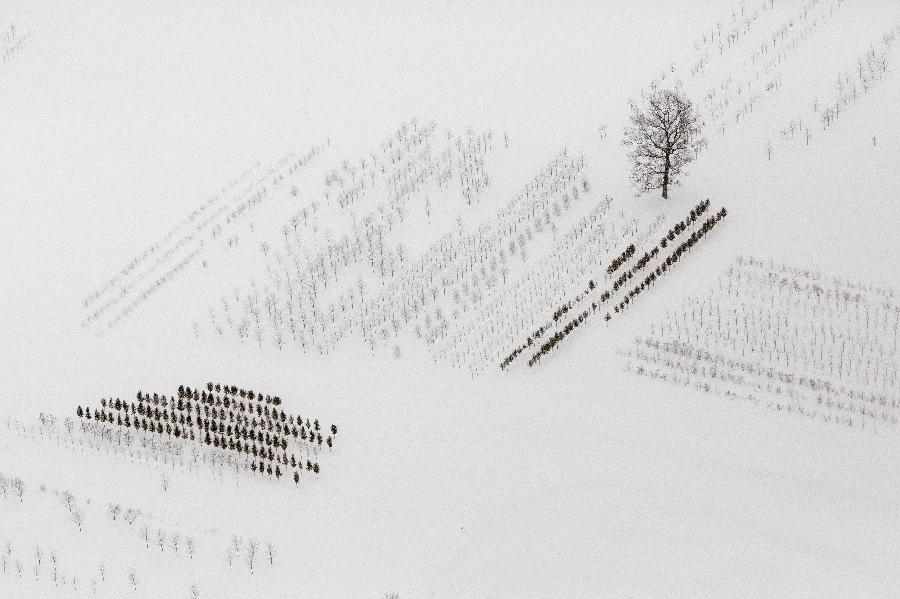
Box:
xmin=107 ymin=504 xmax=122 ymax=522
xmin=72 ymin=508 xmax=84 ymax=531
xmin=623 ymin=87 xmax=704 ymax=199
xmin=265 ymin=542 xmax=276 ymax=566
xmin=12 ymin=478 xmax=25 ymax=502
xmin=59 ymin=490 xmax=76 ymax=512
xmin=50 ymin=551 xmax=58 ymax=585
xmin=123 ymin=509 xmax=140 ymax=527
xmin=128 ymin=569 xmax=138 ymax=591
xmin=246 ymin=538 xmax=258 ymax=573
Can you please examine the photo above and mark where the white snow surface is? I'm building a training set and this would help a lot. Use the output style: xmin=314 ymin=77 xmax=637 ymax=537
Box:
xmin=2 ymin=1 xmax=900 ymax=597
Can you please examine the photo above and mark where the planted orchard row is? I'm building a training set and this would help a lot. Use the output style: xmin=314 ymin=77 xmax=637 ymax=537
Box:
xmin=606 ymin=244 xmax=636 ymax=275
xmin=479 ymin=198 xmax=625 ymax=372
xmin=503 ymin=199 xmax=719 ymax=369
xmin=500 ymin=279 xmax=599 ymax=370
xmin=625 ymin=252 xmax=899 ymax=431
xmin=83 ymin=142 xmax=324 ymax=331
xmin=624 ymin=336 xmax=897 ymax=429
xmin=609 ymin=199 xmax=711 ymax=292
xmin=612 ymin=207 xmax=727 ymax=317
xmin=214 ymin=120 xmax=509 ymax=359
xmin=525 ymin=205 xmax=727 ymax=367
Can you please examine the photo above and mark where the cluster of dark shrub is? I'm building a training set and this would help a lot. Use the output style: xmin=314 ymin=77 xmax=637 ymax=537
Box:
xmin=525 ymin=204 xmax=727 ymax=367
xmin=606 ymin=244 xmax=636 ymax=275
xmin=612 ymin=207 xmax=727 ymax=317
xmin=660 ymin=199 xmax=710 ymax=249
xmin=75 ymin=383 xmax=338 ymax=486
xmin=611 ymin=247 xmax=659 ymax=292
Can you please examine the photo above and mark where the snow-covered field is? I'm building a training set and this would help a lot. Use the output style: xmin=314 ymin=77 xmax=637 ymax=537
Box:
xmin=2 ymin=1 xmax=900 ymax=597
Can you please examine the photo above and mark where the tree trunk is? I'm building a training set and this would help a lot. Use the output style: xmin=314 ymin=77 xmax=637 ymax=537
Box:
xmin=662 ymin=152 xmax=670 ymax=199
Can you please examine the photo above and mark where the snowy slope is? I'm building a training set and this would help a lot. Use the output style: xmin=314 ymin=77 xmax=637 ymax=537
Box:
xmin=2 ymin=1 xmax=900 ymax=597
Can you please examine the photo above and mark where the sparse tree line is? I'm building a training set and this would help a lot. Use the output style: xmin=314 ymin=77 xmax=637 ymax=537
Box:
xmin=611 ymin=199 xmax=712 ymax=293
xmin=633 ymin=335 xmax=898 ymax=417
xmin=626 ymin=335 xmax=888 ymax=430
xmin=525 ymin=204 xmax=728 ymax=367
xmin=80 ymin=182 xmax=226 ymax=311
xmin=624 ymin=253 xmax=899 ymax=430
xmin=138 ymin=524 xmax=196 ymax=561
xmin=218 ymin=137 xmax=586 ymax=374
xmin=707 ymin=259 xmax=898 ymax=390
xmin=190 ymin=124 xmax=604 ymax=378
xmin=610 ymin=207 xmax=727 ymax=317
xmin=733 ymin=253 xmax=896 ymax=304
xmin=0 ymin=471 xmax=26 ymax=502
xmin=502 ymin=200 xmax=718 ymax=368
xmin=431 ymin=196 xmax=598 ymax=371
xmin=55 ymin=489 xmax=86 ymax=531
xmin=2 ymin=531 xmax=200 ymax=596
xmin=687 ymin=0 xmax=776 ymax=77
xmin=499 ymin=278 xmax=599 ymax=370
xmin=75 ymin=382 xmax=338 ymax=486
xmin=491 ymin=197 xmax=623 ymax=371
xmin=102 ymin=247 xmax=203 ymax=330
xmin=214 ymin=120 xmax=494 ymax=351
xmin=225 ymin=535 xmax=277 ymax=574
xmin=82 ymin=141 xmax=324 ymax=332
xmin=0 ymin=537 xmax=89 ymax=591
xmin=493 ymin=207 xmax=660 ymax=372
xmin=457 ymin=128 xmax=492 ymax=205
xmin=693 ymin=0 xmax=837 ymax=141
xmin=819 ymin=26 xmax=897 ymax=129
xmin=771 ymin=25 xmax=899 ymax=154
